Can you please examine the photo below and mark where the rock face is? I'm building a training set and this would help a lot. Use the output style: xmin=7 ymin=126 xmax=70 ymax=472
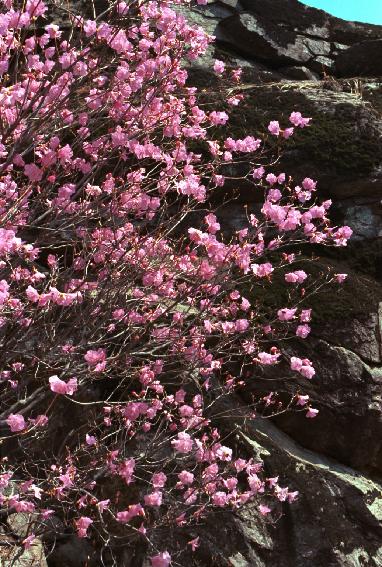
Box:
xmin=0 ymin=513 xmax=48 ymax=566
xmin=233 ymin=420 xmax=382 ymax=567
xmin=26 ymin=1 xmax=382 ymax=565
xmin=183 ymin=0 xmax=382 ymax=78
xmin=336 ymin=39 xmax=382 ymax=77
xmin=180 ymin=1 xmax=382 ymax=566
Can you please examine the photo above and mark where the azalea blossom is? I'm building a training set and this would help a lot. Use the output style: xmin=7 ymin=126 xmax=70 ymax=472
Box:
xmin=213 ymin=60 xmax=225 ymax=74
xmin=6 ymin=413 xmax=26 ymax=432
xmin=49 ymin=375 xmax=78 ymax=396
xmin=151 ymin=551 xmax=171 ymax=567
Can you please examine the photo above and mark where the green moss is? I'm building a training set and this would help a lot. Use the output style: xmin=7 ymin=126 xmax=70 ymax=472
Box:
xmin=309 ymin=271 xmax=381 ymax=324
xmin=240 ymin=255 xmax=382 ymax=325
xmin=290 ymin=108 xmax=381 ymax=176
xmin=219 ymin=85 xmax=382 ymax=177
xmin=361 ymin=83 xmax=382 ymax=115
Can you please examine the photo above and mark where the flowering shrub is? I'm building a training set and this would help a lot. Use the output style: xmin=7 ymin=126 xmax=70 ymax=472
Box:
xmin=0 ymin=0 xmax=352 ymax=564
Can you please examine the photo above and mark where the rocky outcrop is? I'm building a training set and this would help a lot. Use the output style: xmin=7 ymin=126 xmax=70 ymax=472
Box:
xmin=181 ymin=2 xmax=382 ymax=566
xmin=233 ymin=420 xmax=382 ymax=567
xmin=213 ymin=78 xmax=382 ymax=252
xmin=183 ymin=0 xmax=382 ymax=80
xmin=162 ymin=414 xmax=382 ymax=567
xmin=0 ymin=513 xmax=47 ymax=566
xmin=27 ymin=1 xmax=382 ymax=565
xmin=336 ymin=39 xmax=382 ymax=77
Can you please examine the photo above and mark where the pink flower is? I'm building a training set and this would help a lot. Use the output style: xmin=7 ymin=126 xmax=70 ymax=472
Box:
xmin=188 ymin=536 xmax=200 ymax=551
xmin=252 ymin=166 xmax=265 ymax=179
xmin=84 ymin=20 xmax=97 ymax=36
xmin=22 ymin=534 xmax=36 ymax=549
xmin=152 ymin=472 xmax=167 ymax=488
xmin=296 ymin=324 xmax=311 ymax=338
xmin=24 ymin=163 xmax=42 ymax=182
xmin=57 ymin=144 xmax=73 ymax=164
xmin=309 ymin=205 xmax=326 ymax=219
xmin=277 ymin=308 xmax=297 ymax=321
xmin=151 ymin=551 xmax=171 ymax=567
xmin=300 ymin=309 xmax=312 ymax=323
xmin=235 ymin=319 xmax=249 ymax=332
xmin=300 ymin=365 xmax=315 ymax=379
xmin=209 ymin=111 xmax=229 ymax=126
xmin=335 ymin=273 xmax=347 ymax=283
xmin=252 ymin=263 xmax=273 ymax=278
xmin=302 ymin=177 xmax=316 ymax=191
xmin=290 ymin=356 xmax=302 ymax=371
xmin=26 ymin=0 xmax=47 ymax=18
xmin=235 ymin=136 xmax=261 ymax=152
xmin=118 ymin=458 xmax=135 ymax=485
xmin=179 ymin=404 xmax=194 ymax=417
xmin=266 ymin=173 xmax=278 ymax=186
xmin=9 ymin=498 xmax=35 ymax=513
xmin=0 ymin=280 xmax=9 ymax=305
xmin=234 ymin=459 xmax=247 ymax=472
xmin=267 ymin=188 xmax=282 ymax=202
xmin=213 ymin=60 xmax=225 ymax=74
xmin=221 ymin=321 xmax=235 ymax=334
xmin=205 ymin=213 xmax=220 ymax=235
xmin=6 ymin=413 xmax=26 ymax=432
xmin=291 ymin=357 xmax=315 ymax=379
xmin=41 ymin=509 xmax=54 ymax=519
xmin=212 ymin=491 xmax=228 ymax=507
xmin=259 ymin=504 xmax=271 ymax=516
xmin=333 ymin=226 xmax=352 ymax=245
xmin=178 ymin=470 xmax=194 ymax=485
xmin=75 ymin=516 xmax=93 ymax=538
xmin=84 ymin=349 xmax=105 ymax=365
xmin=144 ymin=491 xmax=162 ymax=506
xmin=171 ymin=432 xmax=193 ymax=454
xmin=285 ymin=270 xmax=307 ymax=284
xmin=116 ymin=1 xmax=129 ymax=14
xmin=288 ymin=491 xmax=299 ymax=503
xmin=277 ymin=173 xmax=286 ymax=184
xmin=289 ymin=112 xmax=311 ymax=128
xmin=85 ymin=434 xmax=97 ymax=446
xmin=112 ymin=309 xmax=125 ymax=320
xmin=97 ymin=500 xmax=110 ymax=512
xmin=306 ymin=407 xmax=319 ymax=418
xmin=49 ymin=375 xmax=78 ymax=396
xmin=116 ymin=504 xmax=144 ymax=523
xmin=257 ymin=352 xmax=280 ymax=365
xmin=296 ymin=394 xmax=309 ymax=406
xmin=84 ymin=348 xmax=106 ymax=371
xmin=216 ymin=445 xmax=232 ymax=461
xmin=283 ymin=127 xmax=294 ymax=139
xmin=268 ymin=121 xmax=280 ymax=136
xmin=34 ymin=414 xmax=48 ymax=427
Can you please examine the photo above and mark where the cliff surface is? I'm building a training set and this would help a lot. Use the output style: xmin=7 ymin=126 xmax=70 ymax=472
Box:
xmin=7 ymin=2 xmax=382 ymax=566
xmin=178 ymin=2 xmax=382 ymax=566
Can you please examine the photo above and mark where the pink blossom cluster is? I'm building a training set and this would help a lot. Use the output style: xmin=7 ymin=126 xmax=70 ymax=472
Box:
xmin=0 ymin=0 xmax=353 ymax=563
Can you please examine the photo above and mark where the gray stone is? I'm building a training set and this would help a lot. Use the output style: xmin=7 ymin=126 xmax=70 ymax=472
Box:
xmin=336 ymin=40 xmax=382 ymax=78
xmin=0 ymin=530 xmax=47 ymax=567
xmin=47 ymin=535 xmax=98 ymax=567
xmin=219 ymin=12 xmax=326 ymax=68
xmin=21 ymin=2 xmax=382 ymax=566
xmin=280 ymin=65 xmax=320 ymax=80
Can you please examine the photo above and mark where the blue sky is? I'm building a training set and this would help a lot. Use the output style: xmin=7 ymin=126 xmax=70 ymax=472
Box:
xmin=302 ymin=0 xmax=382 ymax=24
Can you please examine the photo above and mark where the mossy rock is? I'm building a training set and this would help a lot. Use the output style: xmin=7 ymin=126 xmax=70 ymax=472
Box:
xmin=362 ymin=81 xmax=382 ymax=114
xmin=219 ymin=83 xmax=382 ymax=179
xmin=240 ymin=254 xmax=382 ymax=325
